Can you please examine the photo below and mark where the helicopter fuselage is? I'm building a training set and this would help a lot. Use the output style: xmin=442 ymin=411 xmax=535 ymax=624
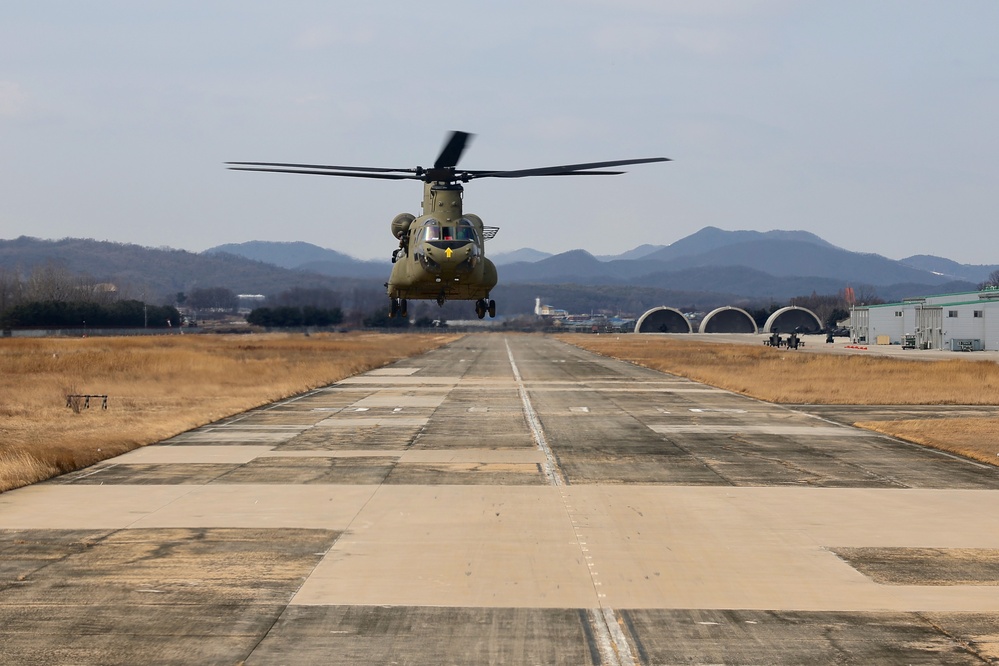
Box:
xmin=387 ymin=181 xmax=497 ymax=303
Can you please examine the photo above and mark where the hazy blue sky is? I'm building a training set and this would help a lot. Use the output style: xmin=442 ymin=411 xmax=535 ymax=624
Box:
xmin=2 ymin=1 xmax=997 ymax=264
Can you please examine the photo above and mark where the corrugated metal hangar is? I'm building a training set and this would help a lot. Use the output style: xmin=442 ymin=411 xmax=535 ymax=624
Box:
xmin=850 ymin=288 xmax=999 ymax=351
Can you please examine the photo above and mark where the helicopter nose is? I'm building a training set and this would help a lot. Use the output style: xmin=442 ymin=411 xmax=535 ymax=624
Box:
xmin=425 ymin=241 xmax=470 ymax=260
xmin=423 ymin=241 xmax=476 ymax=274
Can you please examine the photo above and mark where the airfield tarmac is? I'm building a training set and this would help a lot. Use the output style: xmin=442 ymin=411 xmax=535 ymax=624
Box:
xmin=2 ymin=334 xmax=999 ymax=664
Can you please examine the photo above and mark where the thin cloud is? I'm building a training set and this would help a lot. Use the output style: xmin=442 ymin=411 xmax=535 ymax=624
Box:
xmin=0 ymin=81 xmax=28 ymax=117
xmin=294 ymin=25 xmax=375 ymax=50
xmin=571 ymin=0 xmax=793 ymax=19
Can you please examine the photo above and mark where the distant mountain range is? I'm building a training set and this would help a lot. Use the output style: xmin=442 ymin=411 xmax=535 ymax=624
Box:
xmin=201 ymin=229 xmax=998 ymax=303
xmin=0 ymin=237 xmax=382 ymax=307
xmin=205 ymin=240 xmax=387 ymax=279
xmin=3 ymin=228 xmax=996 ymax=316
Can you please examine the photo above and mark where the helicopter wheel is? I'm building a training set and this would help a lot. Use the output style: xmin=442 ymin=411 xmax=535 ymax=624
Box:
xmin=399 ymin=299 xmax=408 ymax=318
xmin=487 ymin=300 xmax=496 ymax=318
xmin=389 ymin=298 xmax=399 ymax=318
xmin=474 ymin=299 xmax=486 ymax=319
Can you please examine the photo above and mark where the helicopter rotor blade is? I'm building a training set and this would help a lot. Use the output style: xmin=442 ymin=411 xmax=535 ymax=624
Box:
xmin=226 ymin=161 xmax=417 ymax=174
xmin=434 ymin=131 xmax=474 ymax=169
xmin=226 ymin=166 xmax=419 ymax=180
xmin=534 ymin=170 xmax=626 ymax=176
xmin=460 ymin=169 xmax=627 ymax=178
xmin=468 ymin=156 xmax=670 ymax=179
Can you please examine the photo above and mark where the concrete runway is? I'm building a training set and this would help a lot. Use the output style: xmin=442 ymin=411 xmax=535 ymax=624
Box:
xmin=3 ymin=334 xmax=999 ymax=664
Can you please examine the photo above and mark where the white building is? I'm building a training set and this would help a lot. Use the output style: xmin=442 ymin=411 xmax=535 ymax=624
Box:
xmin=850 ymin=288 xmax=999 ymax=351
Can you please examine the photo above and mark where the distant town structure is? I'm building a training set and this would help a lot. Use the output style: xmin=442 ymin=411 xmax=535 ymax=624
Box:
xmin=851 ymin=288 xmax=999 ymax=351
xmin=534 ymin=298 xmax=568 ymax=318
xmin=534 ymin=297 xmax=634 ymax=332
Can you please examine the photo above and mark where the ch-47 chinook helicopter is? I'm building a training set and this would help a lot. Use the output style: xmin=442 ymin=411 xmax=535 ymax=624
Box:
xmin=227 ymin=131 xmax=668 ymax=319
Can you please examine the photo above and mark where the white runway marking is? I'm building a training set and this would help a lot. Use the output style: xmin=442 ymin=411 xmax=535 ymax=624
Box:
xmin=506 ymin=339 xmax=636 ymax=661
xmin=505 ymin=338 xmax=564 ymax=487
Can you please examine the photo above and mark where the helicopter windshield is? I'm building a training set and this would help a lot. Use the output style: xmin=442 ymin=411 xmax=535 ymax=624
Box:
xmin=454 ymin=219 xmax=477 ymax=241
xmin=422 ymin=221 xmax=441 ymax=241
xmin=423 ymin=219 xmax=477 ymax=243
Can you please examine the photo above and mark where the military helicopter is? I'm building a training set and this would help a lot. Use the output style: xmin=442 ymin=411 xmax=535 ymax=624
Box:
xmin=227 ymin=131 xmax=668 ymax=319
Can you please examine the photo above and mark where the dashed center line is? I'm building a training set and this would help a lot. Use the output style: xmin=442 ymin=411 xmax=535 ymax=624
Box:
xmin=504 ymin=337 xmax=635 ymax=665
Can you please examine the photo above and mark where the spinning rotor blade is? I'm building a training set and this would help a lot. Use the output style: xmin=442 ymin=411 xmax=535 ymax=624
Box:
xmin=226 ymin=161 xmax=417 ymax=174
xmin=434 ymin=131 xmax=474 ymax=169
xmin=226 ymin=166 xmax=418 ymax=180
xmin=227 ymin=132 xmax=669 ymax=185
xmin=469 ymin=156 xmax=670 ymax=179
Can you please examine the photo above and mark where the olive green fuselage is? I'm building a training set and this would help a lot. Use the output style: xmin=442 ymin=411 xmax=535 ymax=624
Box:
xmin=386 ymin=182 xmax=497 ymax=302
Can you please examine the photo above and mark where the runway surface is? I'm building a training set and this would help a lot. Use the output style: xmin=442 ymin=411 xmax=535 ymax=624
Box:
xmin=3 ymin=334 xmax=999 ymax=664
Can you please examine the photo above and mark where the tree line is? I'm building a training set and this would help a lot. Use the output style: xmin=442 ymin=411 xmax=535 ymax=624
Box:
xmin=246 ymin=306 xmax=344 ymax=328
xmin=1 ymin=300 xmax=179 ymax=329
xmin=0 ymin=264 xmax=179 ymax=329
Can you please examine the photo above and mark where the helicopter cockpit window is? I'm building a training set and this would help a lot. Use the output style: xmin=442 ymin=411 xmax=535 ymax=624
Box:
xmin=422 ymin=221 xmax=441 ymax=241
xmin=423 ymin=219 xmax=476 ymax=242
xmin=454 ymin=219 xmax=477 ymax=241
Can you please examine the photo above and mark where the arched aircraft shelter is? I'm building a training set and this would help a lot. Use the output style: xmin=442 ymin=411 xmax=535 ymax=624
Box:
xmin=635 ymin=307 xmax=692 ymax=333
xmin=764 ymin=306 xmax=823 ymax=334
xmin=698 ymin=307 xmax=758 ymax=334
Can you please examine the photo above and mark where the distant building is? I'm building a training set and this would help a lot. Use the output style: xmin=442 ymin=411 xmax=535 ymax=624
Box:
xmin=535 ymin=298 xmax=568 ymax=318
xmin=237 ymin=294 xmax=266 ymax=314
xmin=850 ymin=288 xmax=999 ymax=351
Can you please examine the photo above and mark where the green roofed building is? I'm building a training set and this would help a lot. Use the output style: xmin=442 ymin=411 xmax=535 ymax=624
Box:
xmin=850 ymin=288 xmax=999 ymax=351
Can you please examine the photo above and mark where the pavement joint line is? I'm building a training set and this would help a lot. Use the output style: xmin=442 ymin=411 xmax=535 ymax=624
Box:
xmin=220 ymin=389 xmax=327 ymax=426
xmin=687 ymin=376 xmax=982 ymax=470
xmin=790 ymin=405 xmax=997 ymax=470
xmin=66 ymin=462 xmax=119 ymax=481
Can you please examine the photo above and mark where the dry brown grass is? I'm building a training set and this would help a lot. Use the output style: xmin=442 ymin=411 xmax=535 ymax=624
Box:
xmin=854 ymin=418 xmax=999 ymax=466
xmin=0 ymin=332 xmax=459 ymax=492
xmin=559 ymin=334 xmax=999 ymax=466
xmin=559 ymin=335 xmax=999 ymax=405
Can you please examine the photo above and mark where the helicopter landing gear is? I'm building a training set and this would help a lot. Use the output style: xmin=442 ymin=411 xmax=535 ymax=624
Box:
xmin=475 ymin=299 xmax=497 ymax=320
xmin=436 ymin=292 xmax=446 ymax=307
xmin=389 ymin=298 xmax=407 ymax=318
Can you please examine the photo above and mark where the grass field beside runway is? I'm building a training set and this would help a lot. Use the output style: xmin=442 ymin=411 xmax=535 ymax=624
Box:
xmin=0 ymin=332 xmax=458 ymax=492
xmin=562 ymin=334 xmax=999 ymax=465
